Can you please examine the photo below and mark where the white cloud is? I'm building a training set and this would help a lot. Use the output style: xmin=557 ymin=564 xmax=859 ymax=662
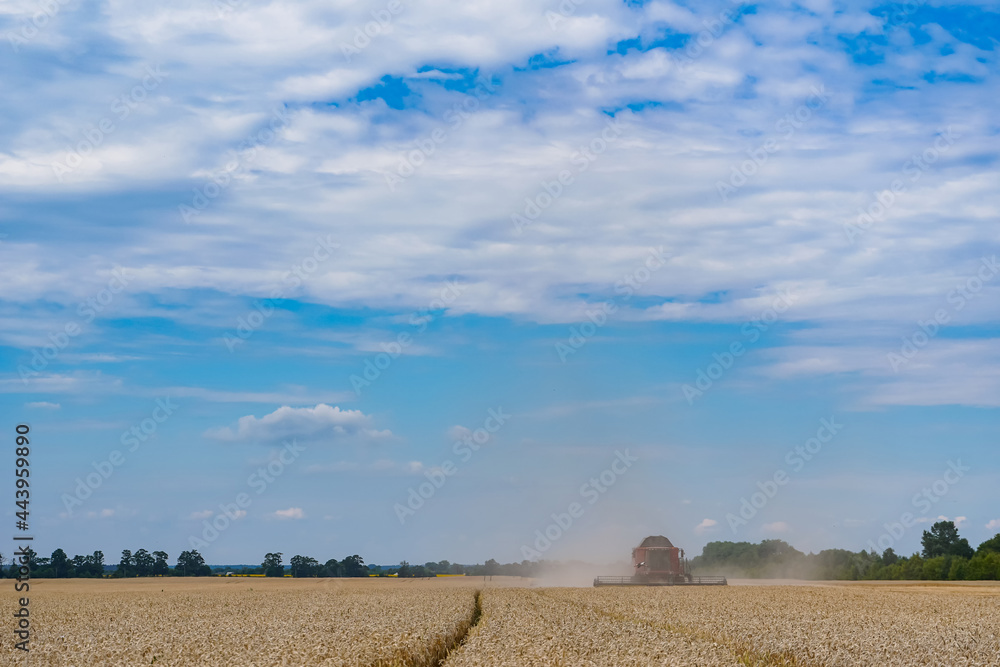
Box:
xmin=271 ymin=507 xmax=305 ymax=520
xmin=762 ymin=521 xmax=791 ymax=534
xmin=188 ymin=510 xmax=214 ymax=520
xmin=304 ymin=459 xmax=424 ymax=475
xmin=986 ymin=519 xmax=1000 ymax=531
xmin=26 ymin=401 xmax=60 ymax=409
xmin=206 ymin=403 xmax=391 ymax=444
xmin=695 ymin=518 xmax=718 ymax=534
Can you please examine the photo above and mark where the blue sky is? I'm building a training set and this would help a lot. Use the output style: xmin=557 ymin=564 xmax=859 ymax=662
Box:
xmin=1 ymin=0 xmax=998 ymax=566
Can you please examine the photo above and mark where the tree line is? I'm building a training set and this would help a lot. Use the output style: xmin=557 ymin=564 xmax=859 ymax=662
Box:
xmin=692 ymin=522 xmax=1000 ymax=581
xmin=1 ymin=547 xmax=548 ymax=579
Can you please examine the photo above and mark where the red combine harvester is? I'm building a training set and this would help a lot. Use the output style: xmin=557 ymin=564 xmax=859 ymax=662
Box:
xmin=593 ymin=535 xmax=727 ymax=587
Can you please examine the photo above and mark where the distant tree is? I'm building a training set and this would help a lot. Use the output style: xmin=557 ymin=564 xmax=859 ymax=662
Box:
xmin=177 ymin=550 xmax=210 ymax=576
xmin=322 ymin=558 xmax=340 ymax=577
xmin=341 ymin=555 xmax=366 ymax=577
xmin=50 ymin=549 xmax=71 ymax=578
xmin=263 ymin=552 xmax=284 ymax=577
xmin=484 ymin=559 xmax=499 ymax=576
xmin=290 ymin=555 xmax=319 ymax=578
xmin=921 ymin=521 xmax=974 ymax=559
xmin=90 ymin=550 xmax=106 ymax=577
xmin=977 ymin=534 xmax=1000 ymax=554
xmin=437 ymin=560 xmax=451 ymax=573
xmin=71 ymin=554 xmax=87 ymax=576
xmin=397 ymin=561 xmax=411 ymax=578
xmin=134 ymin=549 xmax=154 ymax=577
xmin=118 ymin=550 xmax=134 ymax=578
xmin=882 ymin=548 xmax=899 ymax=565
xmin=152 ymin=551 xmax=170 ymax=576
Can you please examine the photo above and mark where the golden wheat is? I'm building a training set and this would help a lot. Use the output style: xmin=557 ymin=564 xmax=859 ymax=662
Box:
xmin=443 ymin=586 xmax=740 ymax=666
xmin=6 ymin=577 xmax=480 ymax=666
xmin=544 ymin=582 xmax=1000 ymax=666
xmin=7 ymin=578 xmax=1000 ymax=666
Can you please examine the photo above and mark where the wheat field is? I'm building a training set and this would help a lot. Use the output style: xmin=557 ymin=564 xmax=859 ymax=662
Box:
xmin=4 ymin=578 xmax=1000 ymax=666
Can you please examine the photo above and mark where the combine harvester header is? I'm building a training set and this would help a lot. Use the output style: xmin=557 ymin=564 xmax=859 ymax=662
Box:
xmin=594 ymin=535 xmax=727 ymax=587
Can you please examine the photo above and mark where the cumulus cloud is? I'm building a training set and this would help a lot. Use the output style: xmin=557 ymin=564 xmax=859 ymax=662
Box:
xmin=695 ymin=518 xmax=718 ymax=534
xmin=205 ymin=403 xmax=391 ymax=444
xmin=188 ymin=509 xmax=214 ymax=520
xmin=0 ymin=0 xmax=996 ymax=378
xmin=270 ymin=507 xmax=305 ymax=520
xmin=986 ymin=519 xmax=1000 ymax=531
xmin=26 ymin=401 xmax=60 ymax=409
xmin=762 ymin=521 xmax=791 ymax=534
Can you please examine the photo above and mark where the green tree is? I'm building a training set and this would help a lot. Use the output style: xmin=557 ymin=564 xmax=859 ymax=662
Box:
xmin=966 ymin=552 xmax=1000 ymax=580
xmin=50 ymin=548 xmax=71 ymax=578
xmin=977 ymin=533 xmax=1000 ymax=554
xmin=90 ymin=550 xmax=105 ymax=577
xmin=290 ymin=555 xmax=319 ymax=578
xmin=921 ymin=521 xmax=974 ymax=559
xmin=882 ymin=548 xmax=899 ymax=565
xmin=177 ymin=550 xmax=210 ymax=576
xmin=322 ymin=558 xmax=340 ymax=577
xmin=117 ymin=549 xmax=134 ymax=578
xmin=921 ymin=556 xmax=948 ymax=580
xmin=152 ymin=551 xmax=170 ymax=576
xmin=341 ymin=554 xmax=366 ymax=577
xmin=948 ymin=557 xmax=969 ymax=581
xmin=263 ymin=552 xmax=284 ymax=577
xmin=134 ymin=549 xmax=154 ymax=577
